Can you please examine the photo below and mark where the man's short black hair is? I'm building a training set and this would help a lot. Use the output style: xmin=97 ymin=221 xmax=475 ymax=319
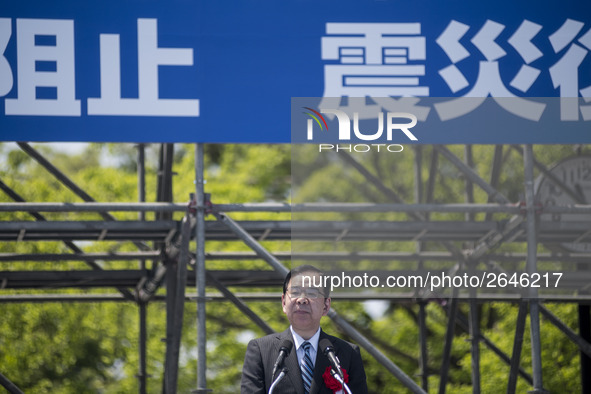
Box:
xmin=283 ymin=264 xmax=330 ymax=297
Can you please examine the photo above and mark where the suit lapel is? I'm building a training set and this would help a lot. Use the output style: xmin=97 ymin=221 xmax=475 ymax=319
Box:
xmin=276 ymin=329 xmax=305 ymax=394
xmin=309 ymin=330 xmax=331 ymax=394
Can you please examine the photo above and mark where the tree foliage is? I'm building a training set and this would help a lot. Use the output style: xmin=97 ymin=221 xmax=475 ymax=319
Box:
xmin=0 ymin=142 xmax=588 ymax=393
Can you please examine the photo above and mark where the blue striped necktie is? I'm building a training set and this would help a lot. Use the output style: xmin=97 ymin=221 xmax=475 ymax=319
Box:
xmin=301 ymin=341 xmax=314 ymax=394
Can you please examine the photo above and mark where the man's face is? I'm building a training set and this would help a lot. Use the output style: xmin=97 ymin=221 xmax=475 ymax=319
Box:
xmin=282 ymin=272 xmax=331 ymax=334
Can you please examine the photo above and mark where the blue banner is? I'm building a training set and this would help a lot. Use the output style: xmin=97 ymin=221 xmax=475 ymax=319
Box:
xmin=1 ymin=0 xmax=590 ymax=143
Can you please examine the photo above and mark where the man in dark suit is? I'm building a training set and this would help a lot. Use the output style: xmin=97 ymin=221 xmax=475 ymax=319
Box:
xmin=241 ymin=265 xmax=368 ymax=394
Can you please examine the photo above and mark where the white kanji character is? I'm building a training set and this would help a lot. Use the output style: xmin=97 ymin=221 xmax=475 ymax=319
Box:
xmin=88 ymin=18 xmax=199 ymax=117
xmin=0 ymin=18 xmax=13 ymax=97
xmin=548 ymin=19 xmax=591 ymax=121
xmin=319 ymin=23 xmax=430 ymax=121
xmin=5 ymin=18 xmax=80 ymax=116
xmin=435 ymin=20 xmax=545 ymax=121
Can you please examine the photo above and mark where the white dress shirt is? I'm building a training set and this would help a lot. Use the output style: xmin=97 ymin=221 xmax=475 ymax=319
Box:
xmin=289 ymin=326 xmax=344 ymax=394
xmin=290 ymin=326 xmax=321 ymax=368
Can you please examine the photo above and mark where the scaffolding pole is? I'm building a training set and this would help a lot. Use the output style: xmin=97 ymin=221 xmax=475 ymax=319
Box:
xmin=511 ymin=145 xmax=587 ymax=204
xmin=137 ymin=143 xmax=148 ymax=394
xmin=465 ymin=145 xmax=480 ymax=394
xmin=206 ymin=273 xmax=274 ymax=335
xmin=469 ymin=298 xmax=481 ymax=394
xmin=435 ymin=145 xmax=510 ymax=205
xmin=507 ymin=301 xmax=528 ymax=394
xmin=539 ymin=305 xmax=591 ymax=357
xmin=449 ymin=304 xmax=533 ymax=385
xmin=523 ymin=145 xmax=547 ymax=394
xmin=164 ymin=214 xmax=191 ymax=393
xmin=194 ymin=143 xmax=209 ymax=394
xmin=485 ymin=145 xmax=505 ymax=222
xmin=0 ymin=372 xmax=24 ymax=394
xmin=414 ymin=146 xmax=429 ymax=391
xmin=417 ymin=302 xmax=429 ymax=391
xmin=439 ymin=293 xmax=459 ymax=394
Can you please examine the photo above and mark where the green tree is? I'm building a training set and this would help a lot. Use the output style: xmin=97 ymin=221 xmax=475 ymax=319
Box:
xmin=0 ymin=142 xmax=588 ymax=393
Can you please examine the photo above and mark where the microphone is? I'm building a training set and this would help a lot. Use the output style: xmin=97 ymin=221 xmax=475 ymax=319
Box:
xmin=319 ymin=338 xmax=343 ymax=380
xmin=330 ymin=368 xmax=352 ymax=394
xmin=272 ymin=340 xmax=293 ymax=379
xmin=269 ymin=367 xmax=288 ymax=394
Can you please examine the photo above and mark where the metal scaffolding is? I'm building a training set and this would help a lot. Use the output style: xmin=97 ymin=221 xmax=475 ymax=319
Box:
xmin=1 ymin=142 xmax=591 ymax=393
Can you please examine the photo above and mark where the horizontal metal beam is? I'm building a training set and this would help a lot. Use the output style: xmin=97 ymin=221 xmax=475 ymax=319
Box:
xmin=14 ymin=218 xmax=591 ymax=244
xmin=292 ymin=203 xmax=522 ymax=214
xmin=2 ymin=202 xmax=591 ymax=214
xmin=205 ymin=251 xmax=591 ymax=263
xmin=0 ymin=179 xmax=136 ymax=301
xmin=0 ymin=202 xmax=188 ymax=212
xmin=2 ymin=251 xmax=591 ymax=264
xmin=2 ymin=269 xmax=590 ymax=296
xmin=0 ymin=221 xmax=177 ymax=231
xmin=0 ymin=269 xmax=284 ymax=289
xmin=0 ymin=220 xmax=177 ymax=242
xmin=0 ymin=251 xmax=162 ymax=262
